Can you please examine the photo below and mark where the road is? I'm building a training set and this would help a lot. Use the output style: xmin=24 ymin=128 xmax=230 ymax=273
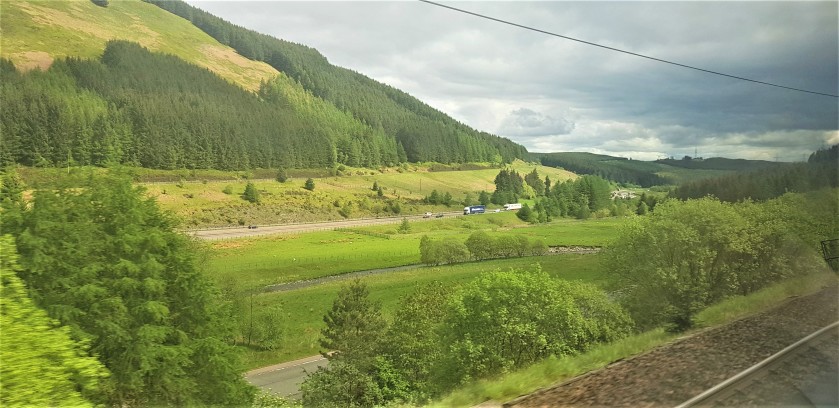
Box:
xmin=246 ymin=355 xmax=329 ymax=398
xmin=185 ymin=211 xmax=464 ymax=240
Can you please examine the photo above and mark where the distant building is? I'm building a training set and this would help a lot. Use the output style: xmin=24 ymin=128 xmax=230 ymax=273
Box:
xmin=611 ymin=190 xmax=636 ymax=199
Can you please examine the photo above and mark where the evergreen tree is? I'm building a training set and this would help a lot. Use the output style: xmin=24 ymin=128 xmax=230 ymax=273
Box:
xmin=478 ymin=190 xmax=491 ymax=206
xmin=320 ymin=279 xmax=387 ymax=368
xmin=4 ymin=174 xmax=255 ymax=406
xmin=243 ymin=182 xmax=260 ymax=203
xmin=275 ymin=167 xmax=288 ymax=183
xmin=304 ymin=178 xmax=316 ymax=191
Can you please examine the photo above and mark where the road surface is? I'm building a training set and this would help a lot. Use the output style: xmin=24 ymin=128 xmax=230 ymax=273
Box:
xmin=185 ymin=211 xmax=463 ymax=240
xmin=246 ymin=355 xmax=329 ymax=398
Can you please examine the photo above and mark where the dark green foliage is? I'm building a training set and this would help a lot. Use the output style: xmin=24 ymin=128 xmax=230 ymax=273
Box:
xmin=301 ymin=361 xmax=383 ymax=408
xmin=519 ymin=175 xmax=614 ymax=223
xmin=603 ymin=193 xmax=834 ymax=332
xmin=2 ymin=173 xmax=255 ymax=406
xmin=491 ymin=168 xmax=524 ymax=204
xmin=425 ymin=189 xmax=440 ymax=205
xmin=524 ymin=168 xmax=545 ymax=196
xmin=478 ymin=190 xmax=491 ymax=206
xmin=304 ymin=178 xmax=315 ymax=191
xmin=517 ymin=203 xmax=534 ymax=222
xmin=397 ymin=218 xmax=411 ymax=234
xmin=438 ymin=268 xmax=633 ymax=385
xmin=242 ymin=182 xmax=260 ymax=203
xmin=275 ymin=168 xmax=288 ymax=183
xmin=319 ymin=279 xmax=386 ymax=368
xmin=91 ymin=0 xmax=109 ymax=7
xmin=382 ymin=281 xmax=453 ymax=402
xmin=672 ymin=146 xmax=839 ymax=202
xmin=422 ymin=232 xmax=548 ymax=264
xmin=537 ymin=152 xmax=668 ymax=187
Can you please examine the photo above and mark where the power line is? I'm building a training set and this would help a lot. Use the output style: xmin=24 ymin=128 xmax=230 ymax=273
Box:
xmin=419 ymin=0 xmax=839 ymax=98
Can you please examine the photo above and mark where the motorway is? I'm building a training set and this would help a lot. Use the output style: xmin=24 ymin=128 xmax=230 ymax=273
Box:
xmin=185 ymin=211 xmax=464 ymax=240
xmin=246 ymin=355 xmax=329 ymax=398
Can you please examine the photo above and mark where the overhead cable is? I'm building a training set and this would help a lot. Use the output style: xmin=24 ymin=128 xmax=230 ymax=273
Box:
xmin=419 ymin=0 xmax=838 ymax=98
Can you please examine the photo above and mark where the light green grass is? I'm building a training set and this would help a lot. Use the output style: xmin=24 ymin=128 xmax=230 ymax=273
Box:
xmin=239 ymin=253 xmax=606 ymax=369
xmin=206 ymin=214 xmax=624 ymax=289
xmin=432 ymin=269 xmax=838 ymax=407
xmin=1 ymin=0 xmax=277 ymax=91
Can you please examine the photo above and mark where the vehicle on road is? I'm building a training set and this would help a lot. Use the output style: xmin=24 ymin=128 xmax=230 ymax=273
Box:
xmin=248 ymin=225 xmax=258 ymax=229
xmin=436 ymin=213 xmax=445 ymax=218
xmin=504 ymin=203 xmax=522 ymax=211
xmin=423 ymin=212 xmax=433 ymax=218
xmin=463 ymin=205 xmax=486 ymax=215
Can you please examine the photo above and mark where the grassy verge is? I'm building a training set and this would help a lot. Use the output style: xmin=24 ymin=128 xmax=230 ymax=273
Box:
xmin=432 ymin=269 xmax=838 ymax=407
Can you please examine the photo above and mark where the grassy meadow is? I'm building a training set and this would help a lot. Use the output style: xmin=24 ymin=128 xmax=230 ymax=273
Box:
xmin=237 ymin=253 xmax=608 ymax=369
xmin=204 ymin=212 xmax=623 ymax=289
xmin=143 ymin=161 xmax=576 ymax=227
xmin=202 ymin=208 xmax=623 ymax=368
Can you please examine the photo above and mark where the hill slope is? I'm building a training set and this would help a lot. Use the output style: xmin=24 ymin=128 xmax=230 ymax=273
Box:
xmin=532 ymin=152 xmax=785 ymax=187
xmin=0 ymin=0 xmax=527 ymax=170
xmin=0 ymin=0 xmax=277 ymax=91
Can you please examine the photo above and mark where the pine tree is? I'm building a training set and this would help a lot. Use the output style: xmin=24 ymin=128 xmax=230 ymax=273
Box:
xmin=242 ymin=182 xmax=260 ymax=203
xmin=321 ymin=280 xmax=387 ymax=369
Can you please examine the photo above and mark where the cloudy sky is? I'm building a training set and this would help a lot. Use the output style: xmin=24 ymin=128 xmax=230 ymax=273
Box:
xmin=186 ymin=1 xmax=838 ymax=161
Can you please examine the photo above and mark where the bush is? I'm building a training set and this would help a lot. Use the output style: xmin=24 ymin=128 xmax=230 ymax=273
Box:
xmin=304 ymin=178 xmax=315 ymax=191
xmin=242 ymin=182 xmax=260 ymax=203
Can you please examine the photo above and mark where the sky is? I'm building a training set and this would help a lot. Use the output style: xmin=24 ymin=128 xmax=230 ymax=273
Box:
xmin=185 ymin=1 xmax=838 ymax=161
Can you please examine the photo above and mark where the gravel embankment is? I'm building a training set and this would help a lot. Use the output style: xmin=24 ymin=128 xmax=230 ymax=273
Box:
xmin=506 ymin=283 xmax=839 ymax=407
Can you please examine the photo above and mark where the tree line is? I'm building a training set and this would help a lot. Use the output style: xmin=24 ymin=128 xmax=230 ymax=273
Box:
xmin=605 ymin=189 xmax=836 ymax=331
xmin=535 ymin=152 xmax=668 ymax=187
xmin=671 ymin=145 xmax=838 ymax=202
xmin=419 ymin=231 xmax=548 ymax=266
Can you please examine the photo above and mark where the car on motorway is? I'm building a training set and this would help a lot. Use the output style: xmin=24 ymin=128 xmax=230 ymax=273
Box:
xmin=435 ymin=213 xmax=444 ymax=218
xmin=248 ymin=225 xmax=258 ymax=229
xmin=423 ymin=212 xmax=433 ymax=218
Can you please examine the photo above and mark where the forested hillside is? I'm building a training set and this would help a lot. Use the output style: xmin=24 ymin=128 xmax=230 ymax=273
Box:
xmin=143 ymin=0 xmax=527 ymax=164
xmin=534 ymin=152 xmax=788 ymax=187
xmin=672 ymin=145 xmax=839 ymax=202
xmin=534 ymin=152 xmax=667 ymax=186
xmin=0 ymin=0 xmax=526 ymax=170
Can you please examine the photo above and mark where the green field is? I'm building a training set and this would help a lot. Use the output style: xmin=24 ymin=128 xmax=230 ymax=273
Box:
xmin=238 ymin=253 xmax=606 ymax=368
xmin=206 ymin=210 xmax=627 ymax=368
xmin=205 ymin=213 xmax=624 ymax=289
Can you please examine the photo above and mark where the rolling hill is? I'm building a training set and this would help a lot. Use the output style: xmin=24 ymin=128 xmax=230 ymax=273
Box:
xmin=532 ymin=151 xmax=785 ymax=187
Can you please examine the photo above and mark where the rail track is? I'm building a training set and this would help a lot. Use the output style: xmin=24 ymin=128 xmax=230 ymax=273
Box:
xmin=677 ymin=320 xmax=839 ymax=407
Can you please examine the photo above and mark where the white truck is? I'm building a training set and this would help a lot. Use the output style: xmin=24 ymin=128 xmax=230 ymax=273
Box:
xmin=504 ymin=203 xmax=522 ymax=211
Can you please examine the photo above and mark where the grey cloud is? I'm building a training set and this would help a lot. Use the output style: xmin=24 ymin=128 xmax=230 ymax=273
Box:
xmin=187 ymin=1 xmax=837 ymax=161
xmin=497 ymin=108 xmax=575 ymax=137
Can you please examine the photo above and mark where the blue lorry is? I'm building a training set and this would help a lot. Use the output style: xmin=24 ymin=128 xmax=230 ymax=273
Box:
xmin=463 ymin=205 xmax=486 ymax=215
